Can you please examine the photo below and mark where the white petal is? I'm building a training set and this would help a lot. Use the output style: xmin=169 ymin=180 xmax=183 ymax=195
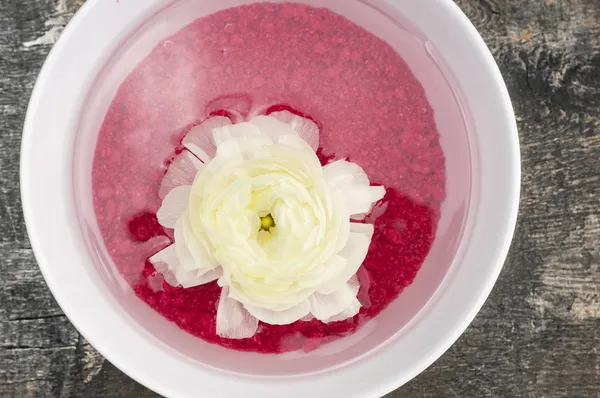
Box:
xmin=161 ymin=267 xmax=222 ymax=289
xmin=249 ymin=115 xmax=297 ymax=142
xmin=349 ymin=222 xmax=375 ymax=239
xmin=216 ymin=286 xmax=259 ymax=339
xmin=172 ymin=268 xmax=200 ymax=288
xmin=163 ymin=213 xmax=220 ymax=287
xmin=331 ymin=191 xmax=351 ymax=252
xmin=182 ymin=116 xmax=231 ymax=162
xmin=322 ymin=298 xmax=361 ymax=323
xmin=158 ymin=150 xmax=203 ymax=200
xmin=196 ymin=267 xmax=223 ymax=284
xmin=212 ymin=122 xmax=263 ymax=147
xmin=300 ymin=314 xmax=315 ymax=322
xmin=270 ymin=111 xmax=319 ymax=151
xmin=149 ymin=243 xmax=215 ymax=288
xmin=180 ymin=211 xmax=218 ymax=270
xmin=309 ymin=279 xmax=361 ymax=321
xmin=173 ymin=216 xmax=197 ymax=271
xmin=323 ymin=160 xmax=369 ymax=189
xmin=176 ymin=266 xmax=223 ymax=288
xmin=161 ymin=270 xmax=180 ymax=287
xmin=318 ymin=227 xmax=373 ymax=295
xmin=156 ymin=185 xmax=191 ymax=229
xmin=344 ymin=185 xmax=386 ymax=216
xmin=244 ymin=299 xmax=311 ymax=325
xmin=323 ymin=160 xmax=385 ymax=217
xmin=149 ymin=244 xmax=179 ymax=273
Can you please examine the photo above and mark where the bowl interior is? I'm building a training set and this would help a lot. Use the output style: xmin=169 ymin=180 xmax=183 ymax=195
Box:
xmin=73 ymin=0 xmax=473 ymax=376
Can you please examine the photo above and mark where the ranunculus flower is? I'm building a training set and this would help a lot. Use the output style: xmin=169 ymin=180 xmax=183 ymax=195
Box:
xmin=150 ymin=110 xmax=385 ymax=339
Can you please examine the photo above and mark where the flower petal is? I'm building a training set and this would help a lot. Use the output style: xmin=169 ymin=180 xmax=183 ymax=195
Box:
xmin=330 ymin=191 xmax=351 ymax=252
xmin=318 ymin=224 xmax=373 ymax=295
xmin=216 ymin=286 xmax=259 ymax=339
xmin=196 ymin=267 xmax=223 ymax=284
xmin=173 ymin=217 xmax=196 ymax=271
xmin=149 ymin=244 xmax=178 ymax=274
xmin=179 ymin=211 xmax=218 ymax=270
xmin=159 ymin=150 xmax=203 ymax=200
xmin=322 ymin=160 xmax=386 ymax=217
xmin=149 ymin=245 xmax=194 ymax=288
xmin=162 ymin=270 xmax=181 ymax=287
xmin=212 ymin=121 xmax=263 ymax=147
xmin=156 ymin=214 xmax=220 ymax=288
xmin=345 ymin=185 xmax=386 ymax=218
xmin=300 ymin=314 xmax=315 ymax=322
xmin=269 ymin=110 xmax=319 ymax=151
xmin=156 ymin=185 xmax=191 ymax=229
xmin=349 ymin=222 xmax=375 ymax=239
xmin=249 ymin=115 xmax=297 ymax=142
xmin=161 ymin=266 xmax=222 ymax=288
xmin=322 ymin=297 xmax=361 ymax=323
xmin=172 ymin=268 xmax=200 ymax=288
xmin=308 ymin=278 xmax=361 ymax=321
xmin=148 ymin=243 xmax=205 ymax=288
xmin=244 ymin=299 xmax=311 ymax=325
xmin=322 ymin=159 xmax=369 ymax=188
xmin=182 ymin=116 xmax=232 ymax=162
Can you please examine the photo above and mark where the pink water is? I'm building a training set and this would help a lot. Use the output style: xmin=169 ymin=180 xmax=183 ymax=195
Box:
xmin=92 ymin=2 xmax=446 ymax=353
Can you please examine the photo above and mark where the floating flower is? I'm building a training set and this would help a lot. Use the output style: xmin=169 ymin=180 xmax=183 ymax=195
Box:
xmin=150 ymin=110 xmax=385 ymax=339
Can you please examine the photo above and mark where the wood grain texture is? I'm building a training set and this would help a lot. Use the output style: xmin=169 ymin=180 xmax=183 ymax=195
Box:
xmin=1 ymin=0 xmax=598 ymax=397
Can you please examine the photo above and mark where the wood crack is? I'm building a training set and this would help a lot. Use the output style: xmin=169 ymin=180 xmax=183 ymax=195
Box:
xmin=10 ymin=314 xmax=66 ymax=322
xmin=2 ymin=344 xmax=77 ymax=351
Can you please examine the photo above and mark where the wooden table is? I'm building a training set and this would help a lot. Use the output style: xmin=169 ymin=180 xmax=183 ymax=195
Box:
xmin=1 ymin=1 xmax=598 ymax=396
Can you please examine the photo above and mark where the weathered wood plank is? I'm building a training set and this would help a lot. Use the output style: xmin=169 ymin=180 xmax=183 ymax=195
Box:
xmin=0 ymin=347 xmax=79 ymax=396
xmin=0 ymin=247 xmax=64 ymax=321
xmin=1 ymin=316 xmax=78 ymax=349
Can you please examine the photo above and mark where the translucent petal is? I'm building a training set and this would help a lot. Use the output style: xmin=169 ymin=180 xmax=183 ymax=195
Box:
xmin=349 ymin=222 xmax=375 ymax=239
xmin=356 ymin=266 xmax=372 ymax=308
xmin=317 ymin=226 xmax=373 ymax=295
xmin=148 ymin=244 xmax=179 ymax=273
xmin=322 ymin=297 xmax=361 ymax=323
xmin=196 ymin=267 xmax=223 ymax=284
xmin=182 ymin=116 xmax=231 ymax=162
xmin=270 ymin=110 xmax=320 ymax=151
xmin=309 ymin=279 xmax=360 ymax=321
xmin=331 ymin=191 xmax=351 ymax=252
xmin=149 ymin=240 xmax=215 ymax=288
xmin=244 ymin=299 xmax=311 ymax=325
xmin=216 ymin=286 xmax=259 ymax=339
xmin=344 ymin=185 xmax=386 ymax=216
xmin=180 ymin=211 xmax=218 ymax=270
xmin=156 ymin=185 xmax=191 ymax=229
xmin=173 ymin=268 xmax=201 ymax=288
xmin=173 ymin=216 xmax=196 ymax=271
xmin=322 ymin=160 xmax=369 ymax=189
xmin=249 ymin=115 xmax=297 ymax=142
xmin=212 ymin=122 xmax=263 ymax=147
xmin=162 ymin=270 xmax=181 ymax=287
xmin=227 ymin=109 xmax=245 ymax=123
xmin=172 ymin=266 xmax=223 ymax=288
xmin=323 ymin=160 xmax=386 ymax=217
xmin=158 ymin=150 xmax=203 ymax=200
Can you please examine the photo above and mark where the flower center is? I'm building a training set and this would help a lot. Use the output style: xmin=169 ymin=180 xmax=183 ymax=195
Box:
xmin=259 ymin=213 xmax=275 ymax=232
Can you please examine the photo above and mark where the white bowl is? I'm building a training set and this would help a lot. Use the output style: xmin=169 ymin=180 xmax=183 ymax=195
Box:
xmin=21 ymin=0 xmax=520 ymax=397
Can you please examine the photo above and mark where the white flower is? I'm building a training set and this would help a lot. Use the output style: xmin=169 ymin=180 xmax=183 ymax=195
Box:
xmin=150 ymin=110 xmax=385 ymax=339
